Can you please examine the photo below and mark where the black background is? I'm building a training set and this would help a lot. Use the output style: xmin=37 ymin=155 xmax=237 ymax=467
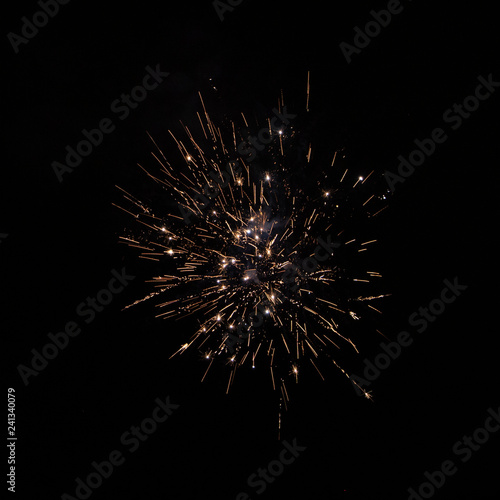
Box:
xmin=4 ymin=1 xmax=500 ymax=499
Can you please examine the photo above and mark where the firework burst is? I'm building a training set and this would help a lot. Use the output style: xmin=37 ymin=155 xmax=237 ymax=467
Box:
xmin=115 ymin=76 xmax=389 ymax=428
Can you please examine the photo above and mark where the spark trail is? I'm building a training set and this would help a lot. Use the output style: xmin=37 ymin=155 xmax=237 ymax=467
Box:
xmin=115 ymin=76 xmax=390 ymax=434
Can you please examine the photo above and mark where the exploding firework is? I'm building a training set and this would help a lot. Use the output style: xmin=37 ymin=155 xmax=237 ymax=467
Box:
xmin=114 ymin=75 xmax=390 ymax=426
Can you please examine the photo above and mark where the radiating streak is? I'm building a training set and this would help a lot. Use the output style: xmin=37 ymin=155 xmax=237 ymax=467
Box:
xmin=117 ymin=81 xmax=389 ymax=415
xmin=309 ymin=358 xmax=325 ymax=381
xmin=304 ymin=71 xmax=310 ymax=113
xmin=201 ymin=359 xmax=214 ymax=382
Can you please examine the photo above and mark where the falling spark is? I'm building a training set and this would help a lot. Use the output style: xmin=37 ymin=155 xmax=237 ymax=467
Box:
xmin=116 ymin=74 xmax=389 ymax=430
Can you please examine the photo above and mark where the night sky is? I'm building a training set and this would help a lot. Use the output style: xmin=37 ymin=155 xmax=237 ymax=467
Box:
xmin=4 ymin=1 xmax=500 ymax=499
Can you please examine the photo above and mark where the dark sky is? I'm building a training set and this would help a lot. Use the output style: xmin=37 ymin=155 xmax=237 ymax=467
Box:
xmin=4 ymin=1 xmax=500 ymax=499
